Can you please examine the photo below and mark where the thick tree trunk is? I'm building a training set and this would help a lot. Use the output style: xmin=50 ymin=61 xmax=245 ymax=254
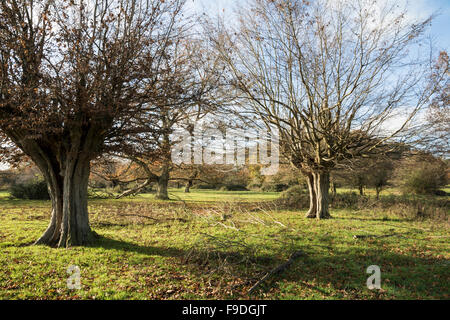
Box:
xmin=5 ymin=124 xmax=105 ymax=248
xmin=155 ymin=165 xmax=169 ymax=200
xmin=185 ymin=179 xmax=192 ymax=193
xmin=305 ymin=172 xmax=317 ymax=218
xmin=313 ymin=171 xmax=331 ymax=219
xmin=35 ymin=156 xmax=95 ymax=247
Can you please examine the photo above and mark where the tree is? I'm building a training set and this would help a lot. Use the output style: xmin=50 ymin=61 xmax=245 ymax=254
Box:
xmin=108 ymin=36 xmax=229 ymax=200
xmin=423 ymin=51 xmax=449 ymax=158
xmin=333 ymin=155 xmax=395 ymax=199
xmin=394 ymin=152 xmax=447 ymax=195
xmin=0 ymin=0 xmax=188 ymax=247
xmin=367 ymin=159 xmax=394 ymax=200
xmin=210 ymin=0 xmax=437 ymax=219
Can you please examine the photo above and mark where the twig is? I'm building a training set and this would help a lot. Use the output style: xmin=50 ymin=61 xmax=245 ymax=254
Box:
xmin=116 ymin=213 xmax=187 ymax=223
xmin=248 ymin=249 xmax=305 ymax=295
xmin=352 ymin=232 xmax=408 ymax=240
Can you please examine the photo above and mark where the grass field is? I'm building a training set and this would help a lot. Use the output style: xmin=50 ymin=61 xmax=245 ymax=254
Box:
xmin=0 ymin=188 xmax=448 ymax=300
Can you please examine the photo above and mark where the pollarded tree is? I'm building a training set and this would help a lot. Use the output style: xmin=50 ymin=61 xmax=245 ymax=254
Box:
xmin=210 ymin=0 xmax=440 ymax=219
xmin=0 ymin=0 xmax=189 ymax=247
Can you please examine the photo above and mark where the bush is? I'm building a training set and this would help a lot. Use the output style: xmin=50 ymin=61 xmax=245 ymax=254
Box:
xmin=261 ymin=182 xmax=289 ymax=192
xmin=277 ymin=185 xmax=308 ymax=208
xmin=395 ymin=154 xmax=447 ymax=195
xmin=220 ymin=184 xmax=248 ymax=191
xmin=194 ymin=183 xmax=219 ymax=190
xmin=402 ymin=168 xmax=446 ymax=195
xmin=247 ymin=182 xmax=262 ymax=190
xmin=435 ymin=190 xmax=448 ymax=196
xmin=330 ymin=192 xmax=369 ymax=209
xmin=10 ymin=180 xmax=50 ymax=200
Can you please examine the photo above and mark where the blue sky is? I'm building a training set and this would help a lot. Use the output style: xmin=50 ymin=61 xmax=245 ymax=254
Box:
xmin=187 ymin=0 xmax=450 ymax=50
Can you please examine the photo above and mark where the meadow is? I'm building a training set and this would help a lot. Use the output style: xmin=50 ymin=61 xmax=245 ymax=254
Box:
xmin=0 ymin=188 xmax=448 ymax=300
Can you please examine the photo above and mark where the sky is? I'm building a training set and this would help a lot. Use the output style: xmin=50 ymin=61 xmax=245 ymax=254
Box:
xmin=1 ymin=0 xmax=448 ymax=170
xmin=186 ymin=0 xmax=450 ymax=51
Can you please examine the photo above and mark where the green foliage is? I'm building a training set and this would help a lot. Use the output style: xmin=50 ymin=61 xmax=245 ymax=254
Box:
xmin=330 ymin=192 xmax=370 ymax=209
xmin=246 ymin=182 xmax=263 ymax=190
xmin=403 ymin=168 xmax=446 ymax=195
xmin=278 ymin=185 xmax=308 ymax=208
xmin=396 ymin=155 xmax=447 ymax=195
xmin=261 ymin=182 xmax=289 ymax=192
xmin=193 ymin=183 xmax=219 ymax=190
xmin=10 ymin=180 xmax=50 ymax=200
xmin=220 ymin=184 xmax=249 ymax=191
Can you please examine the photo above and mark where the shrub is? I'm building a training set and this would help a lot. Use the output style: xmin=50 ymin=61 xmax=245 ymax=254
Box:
xmin=394 ymin=154 xmax=447 ymax=195
xmin=194 ymin=183 xmax=219 ymax=190
xmin=10 ymin=180 xmax=50 ymax=200
xmin=261 ymin=182 xmax=289 ymax=192
xmin=330 ymin=192 xmax=370 ymax=209
xmin=435 ymin=190 xmax=448 ymax=196
xmin=402 ymin=167 xmax=446 ymax=195
xmin=220 ymin=184 xmax=248 ymax=191
xmin=277 ymin=185 xmax=308 ymax=208
xmin=246 ymin=182 xmax=262 ymax=191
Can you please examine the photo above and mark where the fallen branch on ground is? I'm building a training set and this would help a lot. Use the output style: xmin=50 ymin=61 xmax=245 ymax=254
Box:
xmin=352 ymin=232 xmax=409 ymax=240
xmin=116 ymin=213 xmax=188 ymax=223
xmin=248 ymin=249 xmax=306 ymax=295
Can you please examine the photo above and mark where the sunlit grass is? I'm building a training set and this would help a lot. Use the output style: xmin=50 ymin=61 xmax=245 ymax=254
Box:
xmin=0 ymin=188 xmax=448 ymax=300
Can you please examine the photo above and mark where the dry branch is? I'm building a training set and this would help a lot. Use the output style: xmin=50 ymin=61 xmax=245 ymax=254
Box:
xmin=248 ymin=249 xmax=306 ymax=295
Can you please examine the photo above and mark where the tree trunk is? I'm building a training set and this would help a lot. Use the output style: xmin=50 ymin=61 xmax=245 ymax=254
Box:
xmin=35 ymin=155 xmax=95 ymax=247
xmin=376 ymin=187 xmax=381 ymax=200
xmin=155 ymin=165 xmax=169 ymax=200
xmin=5 ymin=124 xmax=104 ymax=248
xmin=313 ymin=171 xmax=331 ymax=219
xmin=305 ymin=172 xmax=317 ymax=218
xmin=330 ymin=177 xmax=337 ymax=196
xmin=359 ymin=184 xmax=364 ymax=196
xmin=185 ymin=179 xmax=193 ymax=193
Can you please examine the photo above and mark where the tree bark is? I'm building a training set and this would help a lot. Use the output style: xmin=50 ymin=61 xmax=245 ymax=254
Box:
xmin=376 ymin=187 xmax=381 ymax=200
xmin=305 ymin=172 xmax=317 ymax=218
xmin=313 ymin=171 xmax=331 ymax=219
xmin=5 ymin=129 xmax=98 ymax=248
xmin=155 ymin=164 xmax=169 ymax=200
xmin=34 ymin=154 xmax=95 ymax=247
xmin=185 ymin=179 xmax=192 ymax=193
xmin=330 ymin=176 xmax=337 ymax=196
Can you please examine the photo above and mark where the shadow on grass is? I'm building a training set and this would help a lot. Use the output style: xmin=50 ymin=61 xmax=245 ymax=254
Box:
xmin=75 ymin=234 xmax=450 ymax=299
xmin=252 ymin=248 xmax=449 ymax=299
xmin=87 ymin=234 xmax=186 ymax=258
xmin=333 ymin=216 xmax=406 ymax=223
xmin=88 ymin=234 xmax=284 ymax=288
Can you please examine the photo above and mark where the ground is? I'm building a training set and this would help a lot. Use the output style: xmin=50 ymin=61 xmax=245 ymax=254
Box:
xmin=0 ymin=188 xmax=448 ymax=299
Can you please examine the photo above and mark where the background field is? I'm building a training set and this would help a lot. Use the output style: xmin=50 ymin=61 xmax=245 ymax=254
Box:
xmin=0 ymin=188 xmax=448 ymax=300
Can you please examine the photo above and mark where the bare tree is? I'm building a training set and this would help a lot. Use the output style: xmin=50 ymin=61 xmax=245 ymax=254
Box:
xmin=424 ymin=51 xmax=449 ymax=158
xmin=107 ymin=36 xmax=230 ymax=200
xmin=210 ymin=0 xmax=438 ymax=218
xmin=0 ymin=0 xmax=189 ymax=247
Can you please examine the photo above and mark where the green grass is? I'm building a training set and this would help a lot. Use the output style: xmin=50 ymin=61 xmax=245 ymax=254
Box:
xmin=146 ymin=188 xmax=280 ymax=202
xmin=0 ymin=189 xmax=448 ymax=300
